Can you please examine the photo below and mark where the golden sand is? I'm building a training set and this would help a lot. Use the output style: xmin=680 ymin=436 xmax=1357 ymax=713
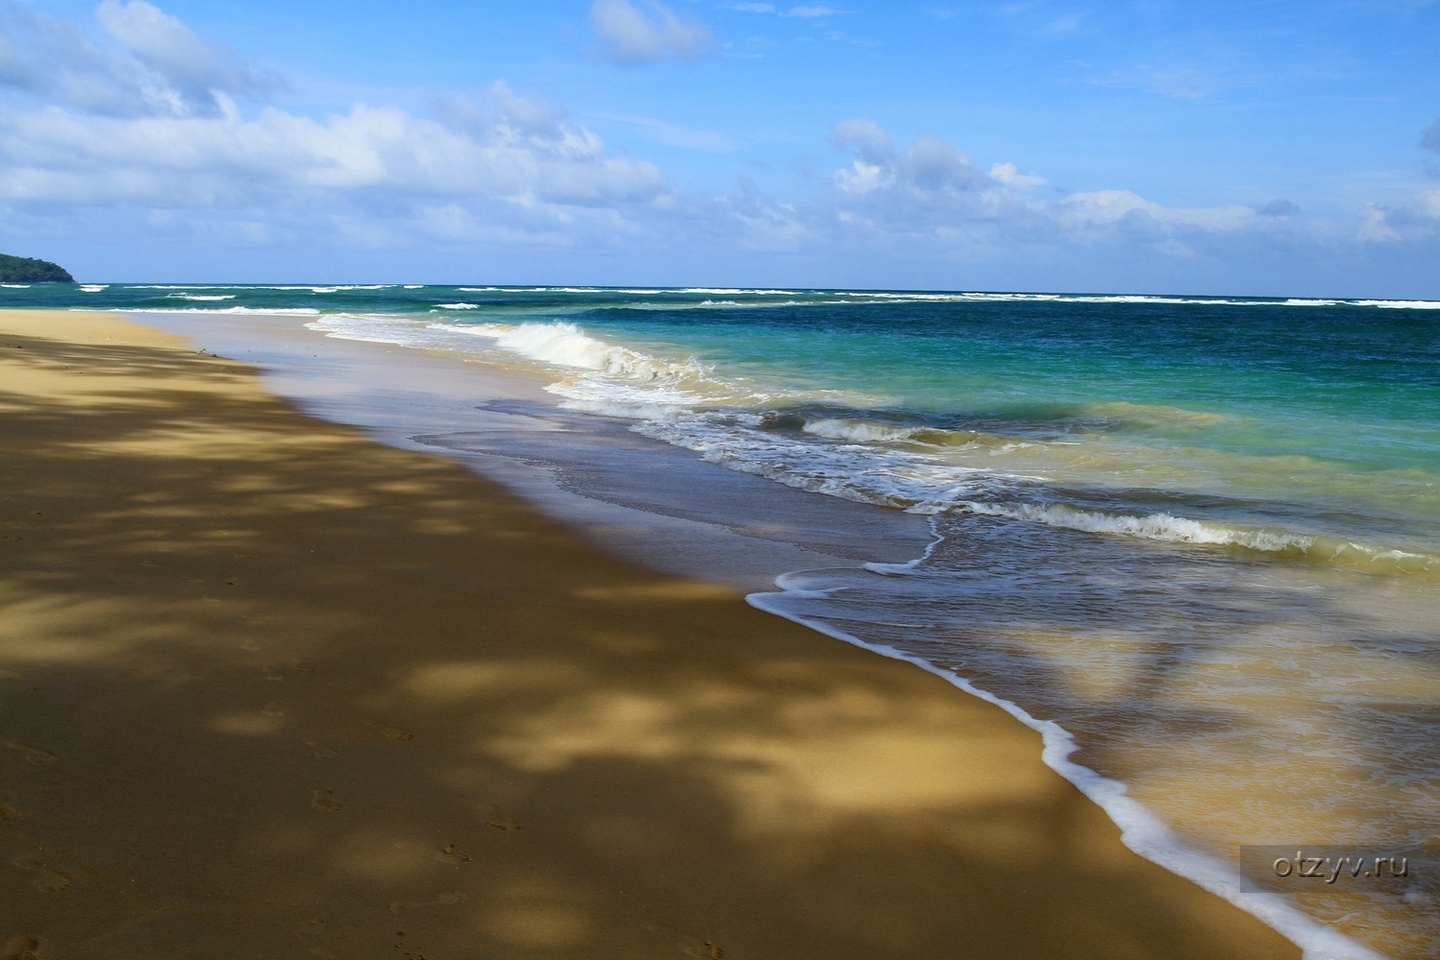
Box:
xmin=0 ymin=310 xmax=1299 ymax=958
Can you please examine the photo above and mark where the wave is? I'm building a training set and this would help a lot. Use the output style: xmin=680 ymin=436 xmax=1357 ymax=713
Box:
xmin=332 ymin=316 xmax=1436 ymax=577
xmin=1355 ymin=299 xmax=1440 ymax=310
xmin=79 ymin=284 xmax=108 ymax=292
xmin=434 ymin=302 xmax=480 ymax=310
xmin=802 ymin=418 xmax=926 ymax=444
xmin=102 ymin=306 xmax=321 ymax=316
xmin=958 ymin=501 xmax=1438 ymax=571
xmin=270 ymin=284 xmax=392 ymax=293
xmin=0 ymin=283 xmax=29 ymax=289
xmin=448 ymin=321 xmax=711 ymax=383
xmin=748 ymin=580 xmax=1385 ymax=960
xmin=164 ymin=293 xmax=236 ymax=302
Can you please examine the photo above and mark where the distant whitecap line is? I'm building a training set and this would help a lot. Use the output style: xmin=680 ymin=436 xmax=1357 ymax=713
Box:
xmin=269 ymin=284 xmax=394 ymax=293
xmin=98 ymin=306 xmax=322 ymax=316
xmin=1355 ymin=299 xmax=1440 ymax=310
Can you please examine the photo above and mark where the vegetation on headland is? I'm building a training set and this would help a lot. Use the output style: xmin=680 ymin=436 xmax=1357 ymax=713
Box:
xmin=0 ymin=253 xmax=75 ymax=283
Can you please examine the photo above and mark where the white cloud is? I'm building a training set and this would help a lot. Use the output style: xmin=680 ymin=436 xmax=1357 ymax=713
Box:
xmin=1358 ymin=204 xmax=1402 ymax=242
xmin=590 ymin=0 xmax=713 ymax=65
xmin=817 ymin=120 xmax=1296 ymax=260
xmin=1420 ymin=189 xmax=1440 ymax=219
xmin=829 ymin=117 xmax=891 ymax=154
xmin=1053 ymin=189 xmax=1256 ymax=232
xmin=989 ymin=161 xmax=1046 ymax=189
xmin=95 ymin=0 xmax=269 ymax=112
xmin=1355 ymin=192 xmax=1440 ymax=243
xmin=0 ymin=91 xmax=665 ymax=209
xmin=719 ymin=2 xmax=776 ymax=11
xmin=0 ymin=0 xmax=271 ymax=117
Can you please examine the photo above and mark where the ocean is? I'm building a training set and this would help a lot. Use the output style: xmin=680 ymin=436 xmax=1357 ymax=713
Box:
xmin=6 ymin=283 xmax=1438 ymax=958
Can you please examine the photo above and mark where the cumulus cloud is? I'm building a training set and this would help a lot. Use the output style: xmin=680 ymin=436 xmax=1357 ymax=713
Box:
xmin=1 ymin=91 xmax=665 ymax=210
xmin=817 ymin=119 xmax=1301 ymax=260
xmin=95 ymin=0 xmax=272 ymax=112
xmin=1052 ymin=190 xmax=1256 ymax=232
xmin=989 ymin=161 xmax=1047 ymax=189
xmin=590 ymin=0 xmax=713 ymax=65
xmin=827 ymin=121 xmax=1018 ymax=230
xmin=0 ymin=0 xmax=270 ymax=117
xmin=0 ymin=5 xmax=671 ymax=251
xmin=1356 ymin=195 xmax=1440 ymax=243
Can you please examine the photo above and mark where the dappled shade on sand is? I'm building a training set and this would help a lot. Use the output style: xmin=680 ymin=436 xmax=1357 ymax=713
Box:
xmin=0 ymin=311 xmax=1300 ymax=958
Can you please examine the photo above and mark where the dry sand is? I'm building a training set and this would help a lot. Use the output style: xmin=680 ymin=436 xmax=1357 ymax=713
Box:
xmin=0 ymin=310 xmax=1300 ymax=959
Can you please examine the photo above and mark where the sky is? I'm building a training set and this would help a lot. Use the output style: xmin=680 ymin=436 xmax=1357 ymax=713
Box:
xmin=1 ymin=0 xmax=1437 ymax=294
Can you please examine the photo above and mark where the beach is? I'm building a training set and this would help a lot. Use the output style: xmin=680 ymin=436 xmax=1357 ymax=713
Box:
xmin=0 ymin=308 xmax=1313 ymax=957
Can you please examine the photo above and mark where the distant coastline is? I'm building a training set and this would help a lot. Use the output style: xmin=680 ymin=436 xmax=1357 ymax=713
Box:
xmin=0 ymin=253 xmax=74 ymax=284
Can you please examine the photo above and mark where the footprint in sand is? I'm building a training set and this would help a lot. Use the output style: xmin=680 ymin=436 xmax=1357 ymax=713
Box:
xmin=262 ymin=703 xmax=286 ymax=717
xmin=476 ymin=803 xmax=520 ymax=832
xmin=389 ymin=892 xmax=468 ymax=914
xmin=436 ymin=844 xmax=471 ymax=865
xmin=311 ymin=789 xmax=343 ymax=812
xmin=12 ymin=858 xmax=72 ymax=892
xmin=4 ymin=742 xmax=55 ymax=765
xmin=369 ymin=722 xmax=414 ymax=742
xmin=0 ymin=798 xmax=21 ymax=823
xmin=306 ymin=740 xmax=338 ymax=759
xmin=1 ymin=935 xmax=41 ymax=960
xmin=0 ymin=670 xmax=20 ymax=681
xmin=647 ymin=923 xmax=725 ymax=959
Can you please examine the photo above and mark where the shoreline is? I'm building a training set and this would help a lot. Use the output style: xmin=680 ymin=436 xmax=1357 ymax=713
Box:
xmin=0 ymin=309 xmax=1305 ymax=958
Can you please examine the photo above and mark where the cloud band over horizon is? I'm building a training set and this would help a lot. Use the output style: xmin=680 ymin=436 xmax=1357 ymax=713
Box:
xmin=0 ymin=1 xmax=1436 ymax=295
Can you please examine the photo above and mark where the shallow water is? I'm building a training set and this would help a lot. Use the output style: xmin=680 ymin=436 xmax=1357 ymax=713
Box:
xmin=8 ymin=283 xmax=1438 ymax=958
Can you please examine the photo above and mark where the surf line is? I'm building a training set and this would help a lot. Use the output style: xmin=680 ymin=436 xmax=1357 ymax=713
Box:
xmin=745 ymin=530 xmax=1385 ymax=960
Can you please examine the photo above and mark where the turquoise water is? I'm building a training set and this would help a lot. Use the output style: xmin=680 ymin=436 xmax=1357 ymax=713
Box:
xmin=7 ymin=283 xmax=1439 ymax=957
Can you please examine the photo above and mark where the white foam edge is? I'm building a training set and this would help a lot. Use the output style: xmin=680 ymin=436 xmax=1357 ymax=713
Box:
xmin=863 ymin=515 xmax=948 ymax=574
xmin=745 ymin=576 xmax=1388 ymax=960
xmin=86 ymin=306 xmax=321 ymax=316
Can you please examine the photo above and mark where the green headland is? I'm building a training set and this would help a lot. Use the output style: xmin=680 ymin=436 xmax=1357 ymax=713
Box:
xmin=0 ymin=253 xmax=75 ymax=283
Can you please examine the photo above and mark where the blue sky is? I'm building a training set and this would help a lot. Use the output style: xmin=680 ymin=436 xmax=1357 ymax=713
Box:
xmin=1 ymin=0 xmax=1437 ymax=294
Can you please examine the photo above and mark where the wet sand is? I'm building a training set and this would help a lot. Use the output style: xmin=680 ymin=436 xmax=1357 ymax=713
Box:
xmin=0 ymin=310 xmax=1301 ymax=959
